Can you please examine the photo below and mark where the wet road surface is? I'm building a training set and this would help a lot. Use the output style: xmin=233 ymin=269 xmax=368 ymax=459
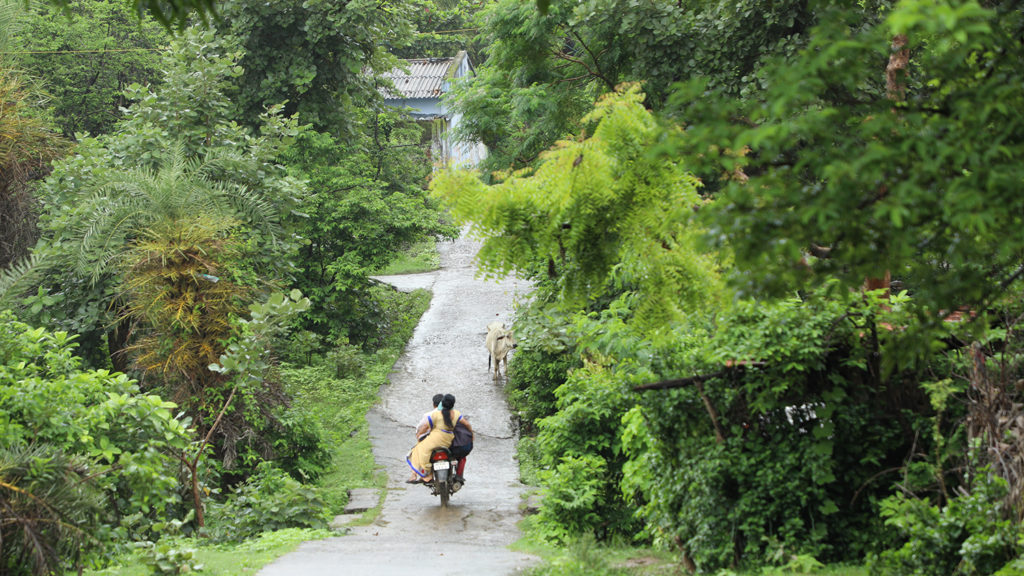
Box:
xmin=259 ymin=232 xmax=537 ymax=575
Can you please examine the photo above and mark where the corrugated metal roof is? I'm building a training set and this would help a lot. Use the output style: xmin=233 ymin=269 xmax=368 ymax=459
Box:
xmin=380 ymin=58 xmax=455 ymax=100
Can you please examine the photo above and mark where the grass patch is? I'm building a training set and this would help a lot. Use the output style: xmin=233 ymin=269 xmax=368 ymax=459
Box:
xmin=511 ymin=527 xmax=681 ymax=576
xmin=282 ymin=286 xmax=432 ymax=515
xmin=375 ymin=237 xmax=440 ymax=275
xmin=192 ymin=528 xmax=334 ymax=574
xmin=86 ymin=528 xmax=334 ymax=576
xmin=512 ymin=523 xmax=868 ymax=576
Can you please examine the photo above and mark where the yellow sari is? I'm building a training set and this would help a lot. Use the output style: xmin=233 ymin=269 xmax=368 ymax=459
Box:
xmin=406 ymin=408 xmax=462 ymax=478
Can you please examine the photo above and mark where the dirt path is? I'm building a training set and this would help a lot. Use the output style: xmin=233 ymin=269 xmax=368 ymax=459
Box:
xmin=259 ymin=233 xmax=537 ymax=575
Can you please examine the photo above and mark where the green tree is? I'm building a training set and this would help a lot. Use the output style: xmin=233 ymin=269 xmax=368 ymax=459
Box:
xmin=0 ymin=0 xmax=68 ymax=270
xmin=25 ymin=144 xmax=284 ymax=369
xmin=281 ymin=115 xmax=457 ymax=345
xmin=214 ymin=0 xmax=407 ymax=135
xmin=12 ymin=0 xmax=170 ymax=137
xmin=393 ymin=0 xmax=490 ymax=63
xmin=433 ymin=83 xmax=1013 ymax=571
xmin=450 ymin=0 xmax=815 ymax=175
xmin=434 ymin=85 xmax=715 ymax=320
xmin=7 ymin=28 xmax=301 ymax=367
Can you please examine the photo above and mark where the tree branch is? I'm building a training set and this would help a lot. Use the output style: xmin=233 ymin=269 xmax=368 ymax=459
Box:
xmin=635 ymin=363 xmax=765 ymax=444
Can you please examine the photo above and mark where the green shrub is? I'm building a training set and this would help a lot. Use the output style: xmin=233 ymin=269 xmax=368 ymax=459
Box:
xmin=267 ymin=406 xmax=333 ymax=482
xmin=206 ymin=463 xmax=329 ymax=542
xmin=533 ymin=360 xmax=640 ymax=542
xmin=871 ymin=474 xmax=1022 ymax=576
xmin=325 ymin=337 xmax=366 ymax=379
xmin=275 ymin=330 xmax=324 ymax=365
xmin=0 ymin=312 xmax=189 ymax=573
xmin=134 ymin=515 xmax=203 ymax=575
xmin=517 ymin=435 xmax=546 ymax=486
xmin=536 ymin=455 xmax=610 ymax=542
xmin=508 ymin=344 xmax=580 ymax=433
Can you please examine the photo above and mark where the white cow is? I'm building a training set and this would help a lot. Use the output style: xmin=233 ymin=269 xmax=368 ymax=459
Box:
xmin=485 ymin=321 xmax=517 ymax=382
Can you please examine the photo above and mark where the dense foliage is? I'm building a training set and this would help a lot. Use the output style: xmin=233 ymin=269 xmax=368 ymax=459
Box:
xmin=11 ymin=0 xmax=170 ymax=137
xmin=212 ymin=0 xmax=403 ymax=135
xmin=0 ymin=0 xmax=69 ymax=270
xmin=11 ymin=0 xmax=1024 ymax=572
xmin=436 ymin=76 xmax=1024 ymax=573
xmin=450 ymin=0 xmax=811 ymax=175
xmin=666 ymin=0 xmax=1024 ymax=338
xmin=393 ymin=0 xmax=489 ymax=63
xmin=0 ymin=312 xmax=189 ymax=574
xmin=280 ymin=118 xmax=457 ymax=346
xmin=2 ymin=0 xmax=455 ymax=569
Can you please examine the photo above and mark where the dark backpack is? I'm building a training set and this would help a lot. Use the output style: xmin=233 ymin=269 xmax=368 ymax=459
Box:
xmin=452 ymin=418 xmax=473 ymax=455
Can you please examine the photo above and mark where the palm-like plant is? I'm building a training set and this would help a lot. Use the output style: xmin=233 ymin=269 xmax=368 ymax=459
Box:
xmin=0 ymin=445 xmax=103 ymax=576
xmin=68 ymin=145 xmax=280 ymax=286
xmin=121 ymin=216 xmax=247 ymax=404
xmin=15 ymin=143 xmax=285 ymax=368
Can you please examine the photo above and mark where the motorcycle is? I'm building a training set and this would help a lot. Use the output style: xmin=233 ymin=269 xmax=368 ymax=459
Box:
xmin=424 ymin=447 xmax=463 ymax=507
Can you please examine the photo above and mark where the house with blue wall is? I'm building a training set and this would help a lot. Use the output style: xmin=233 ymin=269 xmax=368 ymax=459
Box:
xmin=380 ymin=50 xmax=486 ymax=169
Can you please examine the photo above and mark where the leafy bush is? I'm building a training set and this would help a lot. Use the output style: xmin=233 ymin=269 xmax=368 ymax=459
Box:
xmin=325 ymin=337 xmax=366 ymax=379
xmin=206 ymin=463 xmax=329 ymax=542
xmin=134 ymin=514 xmax=203 ymax=575
xmin=275 ymin=330 xmax=324 ymax=365
xmin=620 ymin=294 xmax=918 ymax=570
xmin=871 ymin=474 xmax=1022 ymax=576
xmin=517 ymin=435 xmax=546 ymax=486
xmin=536 ymin=455 xmax=611 ymax=541
xmin=507 ymin=338 xmax=580 ymax=433
xmin=532 ymin=360 xmax=640 ymax=541
xmin=0 ymin=312 xmax=189 ymax=573
xmin=266 ymin=406 xmax=333 ymax=482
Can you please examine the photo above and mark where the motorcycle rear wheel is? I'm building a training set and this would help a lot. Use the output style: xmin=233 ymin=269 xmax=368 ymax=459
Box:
xmin=439 ymin=478 xmax=450 ymax=507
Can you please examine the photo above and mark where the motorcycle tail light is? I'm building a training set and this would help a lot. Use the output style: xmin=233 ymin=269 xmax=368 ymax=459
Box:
xmin=431 ymin=451 xmax=449 ymax=461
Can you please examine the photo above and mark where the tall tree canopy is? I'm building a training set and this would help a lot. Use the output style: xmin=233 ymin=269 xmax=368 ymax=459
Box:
xmin=12 ymin=0 xmax=170 ymax=137
xmin=450 ymin=0 xmax=813 ymax=174
xmin=669 ymin=0 xmax=1024 ymax=339
xmin=213 ymin=0 xmax=407 ymax=135
xmin=437 ymin=0 xmax=1024 ymax=571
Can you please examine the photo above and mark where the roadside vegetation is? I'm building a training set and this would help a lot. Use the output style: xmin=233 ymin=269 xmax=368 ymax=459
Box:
xmin=4 ymin=0 xmax=1024 ymax=574
xmin=80 ymin=285 xmax=431 ymax=575
xmin=376 ymin=238 xmax=443 ymax=276
xmin=1 ymin=0 xmax=451 ymax=572
xmin=433 ymin=0 xmax=1024 ymax=573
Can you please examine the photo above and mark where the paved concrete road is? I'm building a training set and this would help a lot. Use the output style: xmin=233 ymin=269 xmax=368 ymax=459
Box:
xmin=259 ymin=233 xmax=537 ymax=575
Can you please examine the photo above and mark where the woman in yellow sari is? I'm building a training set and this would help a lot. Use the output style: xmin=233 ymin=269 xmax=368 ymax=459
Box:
xmin=406 ymin=394 xmax=461 ymax=483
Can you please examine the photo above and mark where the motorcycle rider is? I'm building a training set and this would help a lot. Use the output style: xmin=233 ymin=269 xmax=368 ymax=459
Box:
xmin=410 ymin=393 xmax=473 ymax=488
xmin=415 ymin=394 xmax=444 ymax=442
xmin=406 ymin=394 xmax=461 ymax=483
